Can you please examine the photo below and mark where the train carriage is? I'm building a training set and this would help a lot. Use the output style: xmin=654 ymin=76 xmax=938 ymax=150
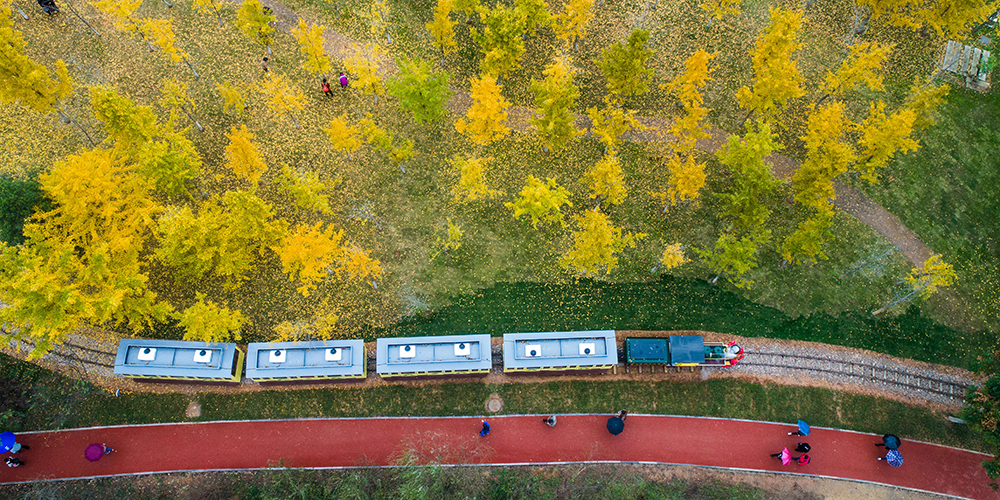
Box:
xmin=245 ymin=340 xmax=366 ymax=383
xmin=503 ymin=330 xmax=618 ymax=374
xmin=376 ymin=334 xmax=492 ymax=378
xmin=625 ymin=335 xmax=743 ymax=367
xmin=113 ymin=339 xmax=244 ymax=383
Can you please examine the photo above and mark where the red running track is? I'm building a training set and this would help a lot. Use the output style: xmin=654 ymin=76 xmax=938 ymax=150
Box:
xmin=2 ymin=415 xmax=996 ymax=499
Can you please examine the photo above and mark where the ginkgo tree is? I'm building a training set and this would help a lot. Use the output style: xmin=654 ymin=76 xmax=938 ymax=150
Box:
xmin=160 ymin=79 xmax=203 ymax=132
xmin=531 ymin=52 xmax=581 ymax=153
xmin=0 ymin=7 xmax=92 ymax=144
xmin=583 ymin=149 xmax=627 ymax=206
xmin=904 ymin=76 xmax=951 ymax=129
xmin=142 ymin=18 xmax=200 ymax=77
xmin=292 ymin=19 xmax=333 ymax=80
xmin=274 ymin=222 xmax=344 ymax=296
xmin=560 ymin=208 xmax=645 ymax=276
xmin=701 ymin=0 xmax=740 ymax=28
xmin=853 ymin=101 xmax=919 ymax=182
xmin=276 ymin=165 xmax=334 ymax=214
xmin=235 ymin=0 xmax=276 ymax=54
xmin=817 ymin=41 xmax=893 ymax=104
xmin=192 ymin=0 xmax=225 ymax=26
xmin=856 ymin=0 xmax=997 ymax=37
xmin=455 ymin=75 xmax=512 ymax=145
xmin=873 ymin=254 xmax=957 ymax=315
xmin=791 ymin=102 xmax=855 ymax=213
xmin=387 ymin=57 xmax=452 ymax=124
xmin=598 ymin=29 xmax=653 ymax=98
xmin=737 ymin=8 xmax=806 ymax=127
xmin=472 ymin=3 xmax=527 ymax=80
xmin=515 ymin=0 xmax=553 ymax=37
xmin=343 ymin=42 xmax=388 ymax=104
xmin=175 ymin=293 xmax=245 ymax=343
xmin=427 ymin=0 xmax=457 ymax=64
xmin=0 ymin=148 xmax=171 ymax=357
xmin=450 ymin=155 xmax=502 ymax=203
xmin=506 ymin=175 xmax=573 ymax=227
xmin=217 ymin=81 xmax=248 ymax=113
xmin=587 ymin=98 xmax=645 ymax=152
xmin=555 ymin=0 xmax=595 ymax=51
xmin=324 ymin=114 xmax=362 ymax=159
xmin=260 ymin=73 xmax=306 ymax=129
xmin=224 ymin=125 xmax=268 ymax=185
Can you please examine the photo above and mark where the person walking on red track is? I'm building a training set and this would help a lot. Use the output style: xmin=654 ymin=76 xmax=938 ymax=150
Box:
xmin=793 ymin=453 xmax=811 ymax=465
xmin=480 ymin=420 xmax=490 ymax=437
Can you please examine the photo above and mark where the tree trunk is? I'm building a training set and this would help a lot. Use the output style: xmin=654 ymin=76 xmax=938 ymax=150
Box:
xmin=65 ymin=1 xmax=101 ymax=36
xmin=288 ymin=112 xmax=301 ymax=130
xmin=159 ymin=0 xmax=173 ymax=7
xmin=183 ymin=57 xmax=200 ymax=79
xmin=13 ymin=4 xmax=29 ymax=19
xmin=181 ymin=106 xmax=204 ymax=132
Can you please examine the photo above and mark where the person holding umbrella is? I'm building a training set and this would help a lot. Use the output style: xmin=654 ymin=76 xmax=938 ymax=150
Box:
xmin=1 ymin=432 xmax=28 ymax=454
xmin=788 ymin=420 xmax=810 ymax=436
xmin=876 ymin=434 xmax=901 ymax=449
xmin=85 ymin=443 xmax=115 ymax=462
xmin=770 ymin=447 xmax=792 ymax=465
xmin=606 ymin=415 xmax=625 ymax=436
xmin=878 ymin=449 xmax=904 ymax=467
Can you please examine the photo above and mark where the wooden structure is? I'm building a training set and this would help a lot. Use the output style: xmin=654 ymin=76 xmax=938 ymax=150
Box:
xmin=939 ymin=40 xmax=992 ymax=92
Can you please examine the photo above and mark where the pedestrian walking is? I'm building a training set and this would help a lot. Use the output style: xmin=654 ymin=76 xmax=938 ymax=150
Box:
xmin=542 ymin=416 xmax=557 ymax=427
xmin=0 ymin=432 xmax=27 ymax=454
xmin=261 ymin=57 xmax=269 ymax=73
xmin=770 ymin=447 xmax=791 ymax=465
xmin=338 ymin=71 xmax=348 ymax=89
xmin=480 ymin=420 xmax=490 ymax=437
xmin=322 ymin=78 xmax=332 ymax=96
xmin=104 ymin=444 xmax=115 ymax=454
xmin=788 ymin=420 xmax=810 ymax=436
xmin=5 ymin=457 xmax=23 ymax=467
xmin=794 ymin=442 xmax=811 ymax=453
xmin=617 ymin=410 xmax=628 ymax=421
xmin=792 ymin=453 xmax=810 ymax=465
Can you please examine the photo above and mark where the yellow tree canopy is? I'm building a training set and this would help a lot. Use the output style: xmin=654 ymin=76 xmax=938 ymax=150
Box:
xmin=659 ymin=243 xmax=689 ymax=270
xmin=736 ymin=8 xmax=806 ymax=124
xmin=426 ymin=0 xmax=458 ymax=58
xmin=560 ymin=208 xmax=645 ymax=276
xmin=820 ymin=41 xmax=893 ymax=98
xmin=530 ymin=53 xmax=581 ymax=152
xmin=791 ymin=102 xmax=855 ymax=212
xmin=90 ymin=0 xmax=142 ymax=32
xmin=555 ymin=0 xmax=595 ymax=48
xmin=292 ymin=19 xmax=333 ymax=77
xmin=781 ymin=206 xmax=834 ymax=265
xmin=904 ymin=76 xmax=951 ymax=129
xmin=142 ymin=18 xmax=187 ymax=64
xmin=225 ymin=124 xmax=268 ymax=185
xmin=217 ymin=81 xmax=247 ymax=113
xmin=665 ymin=152 xmax=707 ymax=207
xmin=260 ymin=73 xmax=307 ymax=128
xmin=582 ymin=149 xmax=627 ymax=206
xmin=587 ymin=98 xmax=644 ymax=151
xmin=664 ymin=50 xmax=716 ymax=152
xmin=701 ymin=0 xmax=741 ymax=23
xmin=276 ymin=165 xmax=334 ymax=214
xmin=175 ymin=293 xmax=245 ymax=343
xmin=450 ymin=154 xmax=502 ymax=203
xmin=855 ymin=101 xmax=919 ymax=182
xmin=505 ymin=175 xmax=573 ymax=228
xmin=0 ymin=8 xmax=74 ymax=114
xmin=343 ymin=43 xmax=387 ymax=98
xmin=905 ymin=254 xmax=957 ymax=298
xmin=274 ymin=222 xmax=345 ymax=296
xmin=455 ymin=75 xmax=512 ymax=145
xmin=337 ymin=246 xmax=384 ymax=282
xmin=324 ymin=115 xmax=362 ymax=155
xmin=235 ymin=0 xmax=276 ymax=47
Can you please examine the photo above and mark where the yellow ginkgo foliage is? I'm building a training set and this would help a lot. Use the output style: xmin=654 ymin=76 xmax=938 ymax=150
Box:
xmin=660 ymin=243 xmax=688 ymax=270
xmin=260 ymin=73 xmax=306 ymax=128
xmin=324 ymin=115 xmax=362 ymax=158
xmin=506 ymin=176 xmax=573 ymax=228
xmin=455 ymin=75 xmax=511 ymax=145
xmin=337 ymin=246 xmax=384 ymax=282
xmin=225 ymin=125 xmax=268 ymax=184
xmin=276 ymin=165 xmax=334 ymax=214
xmin=427 ymin=0 xmax=458 ymax=60
xmin=274 ymin=222 xmax=345 ymax=296
xmin=587 ymin=98 xmax=645 ymax=151
xmin=451 ymin=155 xmax=502 ymax=203
xmin=217 ymin=81 xmax=246 ymax=113
xmin=343 ymin=43 xmax=387 ymax=101
xmin=291 ymin=19 xmax=333 ymax=77
xmin=582 ymin=149 xmax=626 ymax=206
xmin=560 ymin=208 xmax=645 ymax=276
xmin=175 ymin=293 xmax=245 ymax=343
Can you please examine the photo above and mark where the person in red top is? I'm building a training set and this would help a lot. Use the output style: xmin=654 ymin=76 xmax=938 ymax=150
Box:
xmin=792 ymin=453 xmax=810 ymax=465
xmin=321 ymin=78 xmax=332 ymax=96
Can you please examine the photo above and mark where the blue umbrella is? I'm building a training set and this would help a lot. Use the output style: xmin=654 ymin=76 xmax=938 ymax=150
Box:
xmin=881 ymin=434 xmax=901 ymax=450
xmin=797 ymin=420 xmax=811 ymax=436
xmin=885 ymin=449 xmax=904 ymax=467
xmin=1 ymin=432 xmax=15 ymax=453
xmin=606 ymin=417 xmax=624 ymax=436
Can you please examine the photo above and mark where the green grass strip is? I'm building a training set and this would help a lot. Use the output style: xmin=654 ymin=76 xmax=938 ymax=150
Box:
xmin=372 ymin=277 xmax=993 ymax=370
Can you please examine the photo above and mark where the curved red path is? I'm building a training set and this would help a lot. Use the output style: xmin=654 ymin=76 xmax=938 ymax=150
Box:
xmin=2 ymin=415 xmax=996 ymax=499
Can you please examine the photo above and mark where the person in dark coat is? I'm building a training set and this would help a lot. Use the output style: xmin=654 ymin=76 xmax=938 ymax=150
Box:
xmin=543 ymin=416 xmax=557 ymax=427
xmin=795 ymin=442 xmax=811 ymax=453
xmin=6 ymin=457 xmax=23 ymax=467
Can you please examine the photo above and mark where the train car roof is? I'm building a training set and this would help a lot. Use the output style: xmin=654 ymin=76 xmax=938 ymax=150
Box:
xmin=245 ymin=340 xmax=366 ymax=380
xmin=113 ymin=339 xmax=239 ymax=379
xmin=503 ymin=330 xmax=618 ymax=369
xmin=376 ymin=334 xmax=492 ymax=374
xmin=669 ymin=335 xmax=706 ymax=364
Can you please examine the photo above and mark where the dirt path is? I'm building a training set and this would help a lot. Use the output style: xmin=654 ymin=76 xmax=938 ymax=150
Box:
xmin=257 ymin=0 xmax=934 ymax=267
xmin=2 ymin=415 xmax=995 ymax=499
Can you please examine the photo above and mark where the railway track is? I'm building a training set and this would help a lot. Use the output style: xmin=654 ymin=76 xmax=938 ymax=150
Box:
xmin=738 ymin=349 xmax=972 ymax=401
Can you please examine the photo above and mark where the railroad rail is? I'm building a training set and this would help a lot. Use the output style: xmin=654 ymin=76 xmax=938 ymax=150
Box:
xmin=738 ymin=349 xmax=972 ymax=400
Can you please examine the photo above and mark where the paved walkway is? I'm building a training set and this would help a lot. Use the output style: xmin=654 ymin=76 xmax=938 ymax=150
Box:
xmin=2 ymin=415 xmax=996 ymax=499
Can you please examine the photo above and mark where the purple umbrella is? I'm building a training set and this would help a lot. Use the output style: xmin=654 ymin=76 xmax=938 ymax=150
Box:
xmin=779 ymin=447 xmax=791 ymax=465
xmin=85 ymin=443 xmax=106 ymax=462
